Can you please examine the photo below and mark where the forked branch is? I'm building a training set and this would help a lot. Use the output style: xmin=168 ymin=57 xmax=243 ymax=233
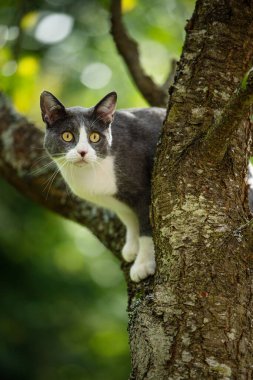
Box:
xmin=110 ymin=0 xmax=174 ymax=108
xmin=201 ymin=70 xmax=253 ymax=162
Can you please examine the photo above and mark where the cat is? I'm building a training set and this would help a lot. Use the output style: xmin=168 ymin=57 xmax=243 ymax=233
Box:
xmin=40 ymin=91 xmax=166 ymax=282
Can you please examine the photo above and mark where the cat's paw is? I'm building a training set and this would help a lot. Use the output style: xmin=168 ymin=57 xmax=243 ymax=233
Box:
xmin=130 ymin=259 xmax=156 ymax=282
xmin=122 ymin=240 xmax=139 ymax=263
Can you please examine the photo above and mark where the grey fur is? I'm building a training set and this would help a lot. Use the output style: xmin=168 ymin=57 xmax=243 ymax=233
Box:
xmin=41 ymin=91 xmax=166 ymax=237
xmin=112 ymin=108 xmax=165 ymax=235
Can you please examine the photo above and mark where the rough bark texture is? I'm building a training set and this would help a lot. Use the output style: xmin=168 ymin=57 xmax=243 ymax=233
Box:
xmin=128 ymin=0 xmax=253 ymax=379
xmin=1 ymin=0 xmax=253 ymax=379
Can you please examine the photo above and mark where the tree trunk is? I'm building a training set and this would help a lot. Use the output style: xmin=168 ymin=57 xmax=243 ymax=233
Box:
xmin=128 ymin=1 xmax=253 ymax=379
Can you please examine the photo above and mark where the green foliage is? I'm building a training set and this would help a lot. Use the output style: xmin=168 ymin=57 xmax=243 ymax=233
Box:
xmin=0 ymin=0 xmax=195 ymax=379
xmin=0 ymin=0 xmax=195 ymax=120
xmin=0 ymin=179 xmax=129 ymax=380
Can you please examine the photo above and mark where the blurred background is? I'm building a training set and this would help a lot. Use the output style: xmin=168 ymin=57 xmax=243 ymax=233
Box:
xmin=0 ymin=0 xmax=195 ymax=379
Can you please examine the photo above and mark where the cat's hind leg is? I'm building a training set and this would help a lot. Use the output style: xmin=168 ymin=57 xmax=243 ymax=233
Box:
xmin=130 ymin=236 xmax=156 ymax=282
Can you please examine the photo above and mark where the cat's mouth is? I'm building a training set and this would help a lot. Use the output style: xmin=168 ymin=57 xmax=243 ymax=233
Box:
xmin=73 ymin=159 xmax=88 ymax=167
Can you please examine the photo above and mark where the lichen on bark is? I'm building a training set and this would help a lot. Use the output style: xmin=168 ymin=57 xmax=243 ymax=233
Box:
xmin=130 ymin=0 xmax=253 ymax=378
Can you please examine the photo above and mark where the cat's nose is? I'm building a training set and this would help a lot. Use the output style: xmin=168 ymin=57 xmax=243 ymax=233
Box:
xmin=78 ymin=150 xmax=87 ymax=158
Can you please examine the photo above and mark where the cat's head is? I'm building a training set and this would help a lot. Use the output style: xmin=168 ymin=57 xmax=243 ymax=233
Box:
xmin=40 ymin=91 xmax=117 ymax=166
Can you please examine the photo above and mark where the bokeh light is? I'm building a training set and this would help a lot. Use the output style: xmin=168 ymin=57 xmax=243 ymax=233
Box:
xmin=80 ymin=63 xmax=112 ymax=89
xmin=35 ymin=13 xmax=74 ymax=44
xmin=2 ymin=60 xmax=17 ymax=76
xmin=0 ymin=25 xmax=8 ymax=47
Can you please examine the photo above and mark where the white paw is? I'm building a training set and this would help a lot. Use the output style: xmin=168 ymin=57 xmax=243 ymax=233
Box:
xmin=130 ymin=259 xmax=156 ymax=282
xmin=122 ymin=240 xmax=139 ymax=263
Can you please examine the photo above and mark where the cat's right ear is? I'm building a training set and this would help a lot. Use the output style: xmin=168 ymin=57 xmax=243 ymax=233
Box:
xmin=93 ymin=91 xmax=117 ymax=124
xmin=40 ymin=91 xmax=66 ymax=125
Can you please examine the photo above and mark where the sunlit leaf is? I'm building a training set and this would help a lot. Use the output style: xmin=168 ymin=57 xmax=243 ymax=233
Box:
xmin=13 ymin=88 xmax=32 ymax=112
xmin=0 ymin=47 xmax=11 ymax=65
xmin=122 ymin=0 xmax=137 ymax=13
xmin=17 ymin=56 xmax=39 ymax=77
xmin=21 ymin=11 xmax=38 ymax=30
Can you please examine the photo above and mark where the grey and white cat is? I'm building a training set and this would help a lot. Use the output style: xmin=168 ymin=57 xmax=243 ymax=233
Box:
xmin=40 ymin=91 xmax=166 ymax=282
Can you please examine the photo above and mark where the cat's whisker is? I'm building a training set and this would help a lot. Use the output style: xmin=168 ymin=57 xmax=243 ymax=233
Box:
xmin=61 ymin=161 xmax=72 ymax=197
xmin=51 ymin=153 xmax=66 ymax=157
xmin=43 ymin=159 xmax=68 ymax=200
xmin=30 ymin=160 xmax=56 ymax=176
xmin=59 ymin=161 xmax=72 ymax=199
xmin=42 ymin=166 xmax=60 ymax=189
xmin=30 ymin=154 xmax=50 ymax=166
xmin=41 ymin=157 xmax=65 ymax=182
xmin=32 ymin=147 xmax=66 ymax=155
xmin=31 ymin=146 xmax=46 ymax=151
xmin=30 ymin=152 xmax=65 ymax=169
xmin=65 ymin=163 xmax=72 ymax=198
xmin=70 ymin=161 xmax=75 ymax=195
xmin=45 ymin=170 xmax=61 ymax=200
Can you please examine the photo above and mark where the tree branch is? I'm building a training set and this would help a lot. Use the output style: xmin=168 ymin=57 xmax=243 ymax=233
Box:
xmin=0 ymin=93 xmax=125 ymax=258
xmin=110 ymin=0 xmax=170 ymax=108
xmin=201 ymin=70 xmax=253 ymax=162
xmin=161 ymin=58 xmax=177 ymax=91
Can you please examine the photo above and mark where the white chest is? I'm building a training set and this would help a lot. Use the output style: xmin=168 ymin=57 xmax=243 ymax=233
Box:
xmin=59 ymin=156 xmax=128 ymax=214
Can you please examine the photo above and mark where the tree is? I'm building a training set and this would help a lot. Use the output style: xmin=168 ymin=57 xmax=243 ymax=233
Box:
xmin=1 ymin=0 xmax=253 ymax=378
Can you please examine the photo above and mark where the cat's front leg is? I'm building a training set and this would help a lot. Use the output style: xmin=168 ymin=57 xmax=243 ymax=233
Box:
xmin=118 ymin=210 xmax=140 ymax=263
xmin=122 ymin=236 xmax=139 ymax=263
xmin=130 ymin=236 xmax=156 ymax=282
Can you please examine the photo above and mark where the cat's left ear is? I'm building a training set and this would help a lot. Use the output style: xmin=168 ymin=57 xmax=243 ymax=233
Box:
xmin=93 ymin=92 xmax=117 ymax=125
xmin=40 ymin=91 xmax=66 ymax=125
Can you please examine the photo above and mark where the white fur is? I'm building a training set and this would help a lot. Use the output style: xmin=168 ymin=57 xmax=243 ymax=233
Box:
xmin=248 ymin=162 xmax=253 ymax=187
xmin=106 ymin=123 xmax=113 ymax=146
xmin=55 ymin=125 xmax=155 ymax=282
xmin=61 ymin=155 xmax=117 ymax=197
xmin=120 ymin=210 xmax=139 ymax=263
xmin=130 ymin=237 xmax=156 ymax=282
xmin=65 ymin=126 xmax=97 ymax=165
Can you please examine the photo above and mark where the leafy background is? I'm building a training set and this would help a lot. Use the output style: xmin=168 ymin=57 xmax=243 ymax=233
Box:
xmin=0 ymin=0 xmax=195 ymax=379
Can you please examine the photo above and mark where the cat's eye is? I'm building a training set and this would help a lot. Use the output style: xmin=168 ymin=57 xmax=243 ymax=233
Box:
xmin=62 ymin=131 xmax=74 ymax=142
xmin=89 ymin=132 xmax=100 ymax=143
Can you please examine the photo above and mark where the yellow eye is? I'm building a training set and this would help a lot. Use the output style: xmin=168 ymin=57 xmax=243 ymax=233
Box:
xmin=62 ymin=131 xmax=74 ymax=142
xmin=89 ymin=132 xmax=100 ymax=143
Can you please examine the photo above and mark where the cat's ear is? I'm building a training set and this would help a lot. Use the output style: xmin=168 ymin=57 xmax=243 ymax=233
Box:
xmin=40 ymin=91 xmax=66 ymax=125
xmin=93 ymin=91 xmax=117 ymax=124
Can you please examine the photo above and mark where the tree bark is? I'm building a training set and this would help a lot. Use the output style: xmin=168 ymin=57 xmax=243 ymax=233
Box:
xmin=1 ymin=0 xmax=253 ymax=379
xmin=128 ymin=0 xmax=253 ymax=379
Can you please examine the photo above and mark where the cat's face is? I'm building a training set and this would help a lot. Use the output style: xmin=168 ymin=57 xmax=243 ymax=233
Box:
xmin=40 ymin=91 xmax=117 ymax=167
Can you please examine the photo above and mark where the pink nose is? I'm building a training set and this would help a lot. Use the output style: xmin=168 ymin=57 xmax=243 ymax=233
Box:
xmin=78 ymin=150 xmax=87 ymax=158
